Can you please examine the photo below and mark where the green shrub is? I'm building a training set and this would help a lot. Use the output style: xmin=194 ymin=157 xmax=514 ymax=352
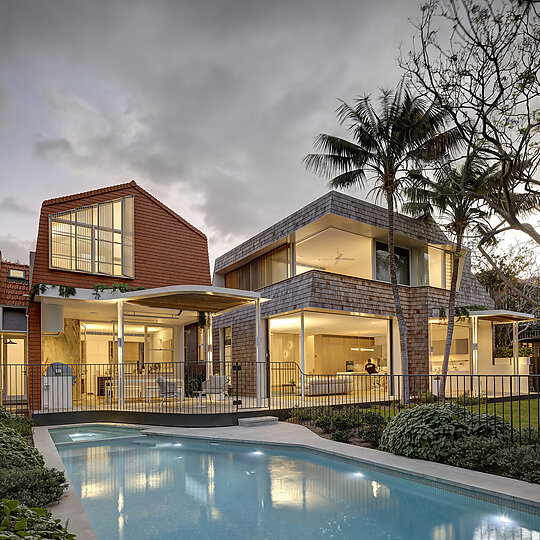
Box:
xmin=289 ymin=407 xmax=315 ymax=422
xmin=358 ymin=411 xmax=387 ymax=447
xmin=0 ymin=426 xmax=44 ymax=468
xmin=379 ymin=404 xmax=466 ymax=461
xmin=332 ymin=409 xmax=355 ymax=432
xmin=497 ymin=445 xmax=540 ymax=484
xmin=520 ymin=428 xmax=540 ymax=446
xmin=454 ymin=391 xmax=486 ymax=406
xmin=0 ymin=499 xmax=75 ymax=539
xmin=0 ymin=467 xmax=67 ymax=508
xmin=445 ymin=436 xmax=503 ymax=471
xmin=465 ymin=413 xmax=515 ymax=441
xmin=330 ymin=430 xmax=353 ymax=443
xmin=0 ymin=408 xmax=34 ymax=439
xmin=314 ymin=409 xmax=335 ymax=433
xmin=414 ymin=390 xmax=437 ymax=404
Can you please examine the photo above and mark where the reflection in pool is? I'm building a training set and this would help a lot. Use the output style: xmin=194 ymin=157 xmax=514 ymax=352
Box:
xmin=51 ymin=428 xmax=540 ymax=540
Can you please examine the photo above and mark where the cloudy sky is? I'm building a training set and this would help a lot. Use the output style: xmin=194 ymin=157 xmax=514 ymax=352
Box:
xmin=0 ymin=0 xmax=422 ymax=268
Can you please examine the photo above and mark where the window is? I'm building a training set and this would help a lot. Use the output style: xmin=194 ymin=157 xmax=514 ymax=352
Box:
xmin=49 ymin=196 xmax=134 ymax=278
xmin=7 ymin=269 xmax=26 ymax=280
xmin=295 ymin=228 xmax=372 ymax=279
xmin=225 ymin=244 xmax=289 ymax=290
xmin=375 ymin=242 xmax=410 ymax=285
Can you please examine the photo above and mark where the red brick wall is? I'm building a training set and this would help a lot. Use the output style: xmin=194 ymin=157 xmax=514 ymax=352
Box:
xmin=28 ymin=182 xmax=211 ymax=409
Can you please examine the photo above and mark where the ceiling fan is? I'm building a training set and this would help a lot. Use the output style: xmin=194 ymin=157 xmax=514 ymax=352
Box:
xmin=321 ymin=251 xmax=355 ymax=266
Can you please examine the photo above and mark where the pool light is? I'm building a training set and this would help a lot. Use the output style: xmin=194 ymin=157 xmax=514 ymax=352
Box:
xmin=353 ymin=471 xmax=364 ymax=477
xmin=252 ymin=450 xmax=263 ymax=456
xmin=497 ymin=515 xmax=512 ymax=525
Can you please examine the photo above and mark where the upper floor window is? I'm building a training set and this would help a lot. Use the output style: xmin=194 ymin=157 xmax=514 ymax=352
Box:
xmin=49 ymin=196 xmax=134 ymax=278
xmin=375 ymin=242 xmax=410 ymax=286
xmin=225 ymin=244 xmax=289 ymax=290
xmin=295 ymin=228 xmax=372 ymax=280
xmin=7 ymin=268 xmax=27 ymax=280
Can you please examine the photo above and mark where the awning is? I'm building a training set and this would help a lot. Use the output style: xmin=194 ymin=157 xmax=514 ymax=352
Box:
xmin=122 ymin=285 xmax=264 ymax=312
xmin=468 ymin=310 xmax=535 ymax=323
xmin=35 ymin=284 xmax=266 ymax=314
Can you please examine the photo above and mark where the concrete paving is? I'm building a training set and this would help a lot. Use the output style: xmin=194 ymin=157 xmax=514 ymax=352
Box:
xmin=34 ymin=421 xmax=540 ymax=539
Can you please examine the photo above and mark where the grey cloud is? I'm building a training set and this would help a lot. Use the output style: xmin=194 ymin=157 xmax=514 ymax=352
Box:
xmin=0 ymin=0 xmax=421 ymax=264
xmin=0 ymin=234 xmax=35 ymax=264
xmin=0 ymin=196 xmax=35 ymax=215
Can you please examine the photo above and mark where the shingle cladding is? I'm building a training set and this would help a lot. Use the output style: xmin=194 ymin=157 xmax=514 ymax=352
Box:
xmin=215 ymin=190 xmax=450 ymax=272
xmin=212 ymin=190 xmax=494 ymax=375
xmin=213 ymin=264 xmax=494 ymax=375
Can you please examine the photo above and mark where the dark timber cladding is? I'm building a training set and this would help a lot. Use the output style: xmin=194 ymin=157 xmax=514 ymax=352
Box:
xmin=127 ymin=292 xmax=254 ymax=312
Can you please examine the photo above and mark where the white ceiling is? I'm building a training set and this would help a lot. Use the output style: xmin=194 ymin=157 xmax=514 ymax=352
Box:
xmin=269 ymin=311 xmax=388 ymax=337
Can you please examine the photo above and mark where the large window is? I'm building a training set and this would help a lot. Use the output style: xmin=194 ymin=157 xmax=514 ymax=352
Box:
xmin=375 ymin=242 xmax=410 ymax=285
xmin=49 ymin=196 xmax=134 ymax=278
xmin=295 ymin=228 xmax=372 ymax=279
xmin=225 ymin=244 xmax=289 ymax=290
xmin=429 ymin=321 xmax=470 ymax=374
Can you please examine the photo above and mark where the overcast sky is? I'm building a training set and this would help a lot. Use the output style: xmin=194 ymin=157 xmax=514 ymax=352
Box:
xmin=0 ymin=0 xmax=423 ymax=269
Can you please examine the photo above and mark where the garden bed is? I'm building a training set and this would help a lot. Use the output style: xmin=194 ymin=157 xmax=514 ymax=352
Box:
xmin=288 ymin=403 xmax=540 ymax=485
xmin=0 ymin=407 xmax=73 ymax=538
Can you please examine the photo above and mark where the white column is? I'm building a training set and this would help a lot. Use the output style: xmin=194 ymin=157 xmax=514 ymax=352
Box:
xmin=512 ymin=321 xmax=519 ymax=393
xmin=471 ymin=316 xmax=479 ymax=394
xmin=117 ymin=301 xmax=125 ymax=408
xmin=207 ymin=315 xmax=213 ymax=375
xmin=300 ymin=310 xmax=305 ymax=405
xmin=255 ymin=299 xmax=263 ymax=406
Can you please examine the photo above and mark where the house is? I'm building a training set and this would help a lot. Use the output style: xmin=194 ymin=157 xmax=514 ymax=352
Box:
xmin=25 ymin=181 xmax=262 ymax=413
xmin=212 ymin=191 xmax=534 ymax=397
xmin=0 ymin=258 xmax=29 ymax=409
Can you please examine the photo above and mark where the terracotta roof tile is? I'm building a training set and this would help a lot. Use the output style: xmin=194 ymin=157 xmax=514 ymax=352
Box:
xmin=42 ymin=180 xmax=207 ymax=240
xmin=0 ymin=261 xmax=29 ymax=307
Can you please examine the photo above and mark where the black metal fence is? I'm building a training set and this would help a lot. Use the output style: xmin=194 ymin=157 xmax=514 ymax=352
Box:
xmin=1 ymin=362 xmax=538 ymax=438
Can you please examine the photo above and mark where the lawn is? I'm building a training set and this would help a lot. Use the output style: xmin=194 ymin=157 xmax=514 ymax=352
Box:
xmin=466 ymin=397 xmax=540 ymax=431
xmin=371 ymin=397 xmax=540 ymax=432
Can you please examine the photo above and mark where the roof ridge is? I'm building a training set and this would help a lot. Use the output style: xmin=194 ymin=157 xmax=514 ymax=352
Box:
xmin=42 ymin=181 xmax=135 ymax=206
xmin=1 ymin=260 xmax=29 ymax=268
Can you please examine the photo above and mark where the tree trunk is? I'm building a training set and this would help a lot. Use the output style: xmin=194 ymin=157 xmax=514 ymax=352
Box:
xmin=386 ymin=190 xmax=410 ymax=404
xmin=439 ymin=233 xmax=463 ymax=401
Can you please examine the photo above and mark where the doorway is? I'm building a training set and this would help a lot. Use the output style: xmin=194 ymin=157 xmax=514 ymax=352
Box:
xmin=1 ymin=334 xmax=27 ymax=404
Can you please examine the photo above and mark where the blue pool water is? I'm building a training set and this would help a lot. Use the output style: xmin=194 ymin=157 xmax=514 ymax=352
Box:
xmin=52 ymin=426 xmax=540 ymax=540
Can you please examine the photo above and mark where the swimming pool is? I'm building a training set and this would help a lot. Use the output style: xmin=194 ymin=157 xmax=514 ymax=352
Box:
xmin=51 ymin=425 xmax=540 ymax=540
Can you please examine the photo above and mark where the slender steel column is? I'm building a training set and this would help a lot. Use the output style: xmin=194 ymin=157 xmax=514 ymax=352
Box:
xmin=117 ymin=301 xmax=125 ymax=408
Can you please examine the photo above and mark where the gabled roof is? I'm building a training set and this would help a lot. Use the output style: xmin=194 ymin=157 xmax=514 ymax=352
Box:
xmin=0 ymin=260 xmax=29 ymax=307
xmin=42 ymin=180 xmax=207 ymax=240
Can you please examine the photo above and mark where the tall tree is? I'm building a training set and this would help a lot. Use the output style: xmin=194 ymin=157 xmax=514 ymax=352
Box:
xmin=402 ymin=0 xmax=540 ymax=304
xmin=404 ymin=153 xmax=489 ymax=399
xmin=304 ymin=84 xmax=459 ymax=403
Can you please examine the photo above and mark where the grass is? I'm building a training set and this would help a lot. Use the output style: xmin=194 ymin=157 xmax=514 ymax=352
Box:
xmin=466 ymin=398 xmax=540 ymax=430
xmin=371 ymin=397 xmax=540 ymax=431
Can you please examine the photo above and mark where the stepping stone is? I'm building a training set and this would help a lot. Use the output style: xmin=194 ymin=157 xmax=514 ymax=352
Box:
xmin=238 ymin=416 xmax=278 ymax=427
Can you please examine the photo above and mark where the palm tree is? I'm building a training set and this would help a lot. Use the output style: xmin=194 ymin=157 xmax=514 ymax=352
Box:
xmin=304 ymin=84 xmax=459 ymax=404
xmin=404 ymin=153 xmax=489 ymax=400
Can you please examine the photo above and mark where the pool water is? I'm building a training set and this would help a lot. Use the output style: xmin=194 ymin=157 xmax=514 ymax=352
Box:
xmin=49 ymin=425 xmax=141 ymax=444
xmin=51 ymin=427 xmax=540 ymax=540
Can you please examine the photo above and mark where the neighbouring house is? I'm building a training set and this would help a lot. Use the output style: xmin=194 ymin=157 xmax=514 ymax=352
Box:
xmin=25 ymin=181 xmax=262 ymax=413
xmin=0 ymin=258 xmax=29 ymax=407
xmin=212 ymin=191 xmax=535 ymax=397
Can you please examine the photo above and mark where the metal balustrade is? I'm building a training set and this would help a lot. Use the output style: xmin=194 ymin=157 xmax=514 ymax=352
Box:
xmin=1 ymin=362 xmax=538 ymax=441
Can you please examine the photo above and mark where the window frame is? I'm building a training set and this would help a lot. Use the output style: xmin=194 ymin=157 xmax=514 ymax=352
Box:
xmin=374 ymin=241 xmax=411 ymax=286
xmin=7 ymin=269 xmax=27 ymax=281
xmin=48 ymin=195 xmax=134 ymax=278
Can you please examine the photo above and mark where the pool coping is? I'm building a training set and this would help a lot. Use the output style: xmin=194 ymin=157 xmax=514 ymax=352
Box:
xmin=34 ymin=422 xmax=540 ymax=539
